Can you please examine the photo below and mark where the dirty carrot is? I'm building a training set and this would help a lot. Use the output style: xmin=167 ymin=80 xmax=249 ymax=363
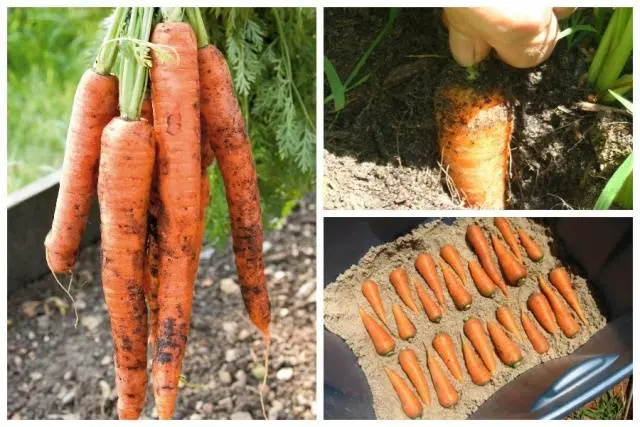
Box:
xmin=392 ymin=303 xmax=417 ymax=340
xmin=548 ymin=267 xmax=587 ymax=324
xmin=460 ymin=334 xmax=491 ymax=385
xmin=360 ymin=308 xmax=395 ymax=355
xmin=494 ymin=218 xmax=522 ymax=262
xmin=487 ymin=320 xmax=523 ymax=367
xmin=527 ymin=292 xmax=558 ymax=334
xmin=362 ymin=279 xmax=388 ymax=327
xmin=466 ymin=224 xmax=508 ymax=296
xmin=425 ymin=347 xmax=459 ymax=408
xmin=495 ymin=306 xmax=522 ymax=342
xmin=538 ymin=276 xmax=580 ymax=338
xmin=415 ymin=278 xmax=443 ymax=323
xmin=385 ymin=366 xmax=423 ymax=419
xmin=439 ymin=260 xmax=472 ymax=310
xmin=415 ymin=252 xmax=446 ymax=308
xmin=468 ymin=259 xmax=496 ymax=298
xmin=440 ymin=244 xmax=467 ymax=284
xmin=463 ymin=317 xmax=496 ymax=373
xmin=389 ymin=267 xmax=419 ymax=314
xmin=432 ymin=333 xmax=463 ymax=381
xmin=398 ymin=348 xmax=431 ymax=406
xmin=517 ymin=228 xmax=544 ymax=262
xmin=491 ymin=234 xmax=527 ymax=286
xmin=520 ymin=312 xmax=549 ymax=354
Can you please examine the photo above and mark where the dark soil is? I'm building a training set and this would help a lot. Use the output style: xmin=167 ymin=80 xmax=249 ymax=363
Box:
xmin=324 ymin=8 xmax=632 ymax=210
xmin=7 ymin=196 xmax=316 ymax=420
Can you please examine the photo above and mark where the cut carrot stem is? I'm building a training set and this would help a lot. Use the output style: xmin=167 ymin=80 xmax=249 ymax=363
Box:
xmin=415 ymin=278 xmax=443 ymax=323
xmin=538 ymin=276 xmax=580 ymax=338
xmin=517 ymin=228 xmax=544 ymax=262
xmin=463 ymin=317 xmax=496 ymax=373
xmin=392 ymin=303 xmax=417 ymax=340
xmin=494 ymin=218 xmax=522 ymax=262
xmin=439 ymin=260 xmax=472 ymax=310
xmin=385 ymin=366 xmax=423 ymax=419
xmin=495 ymin=306 xmax=522 ymax=342
xmin=398 ymin=348 xmax=432 ymax=407
xmin=466 ymin=224 xmax=508 ymax=296
xmin=415 ymin=253 xmax=446 ymax=310
xmin=360 ymin=308 xmax=395 ymax=355
xmin=440 ymin=244 xmax=467 ymax=284
xmin=548 ymin=267 xmax=587 ymax=324
xmin=487 ymin=320 xmax=523 ymax=367
xmin=520 ymin=312 xmax=549 ymax=354
xmin=425 ymin=347 xmax=459 ymax=408
xmin=527 ymin=292 xmax=558 ymax=334
xmin=491 ymin=234 xmax=527 ymax=286
xmin=460 ymin=333 xmax=491 ymax=385
xmin=468 ymin=259 xmax=497 ymax=298
xmin=432 ymin=333 xmax=464 ymax=381
xmin=362 ymin=279 xmax=388 ymax=327
xmin=389 ymin=267 xmax=419 ymax=314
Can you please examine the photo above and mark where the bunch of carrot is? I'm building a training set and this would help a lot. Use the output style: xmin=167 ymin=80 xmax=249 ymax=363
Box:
xmin=44 ymin=7 xmax=270 ymax=420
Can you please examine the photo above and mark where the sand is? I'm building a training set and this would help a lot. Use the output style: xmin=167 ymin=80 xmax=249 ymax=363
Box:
xmin=324 ymin=218 xmax=607 ymax=420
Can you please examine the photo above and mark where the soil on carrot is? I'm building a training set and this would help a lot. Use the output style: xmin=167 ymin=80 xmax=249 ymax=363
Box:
xmin=324 ymin=8 xmax=632 ymax=210
xmin=7 ymin=197 xmax=316 ymax=420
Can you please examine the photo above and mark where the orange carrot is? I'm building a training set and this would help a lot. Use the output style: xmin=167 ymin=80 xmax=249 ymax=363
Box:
xmin=440 ymin=244 xmax=467 ymax=284
xmin=548 ymin=267 xmax=587 ymax=324
xmin=392 ymin=304 xmax=417 ymax=340
xmin=389 ymin=267 xmax=419 ymax=314
xmin=360 ymin=308 xmax=395 ymax=355
xmin=425 ymin=347 xmax=459 ymax=408
xmin=362 ymin=279 xmax=388 ymax=327
xmin=463 ymin=317 xmax=496 ymax=373
xmin=491 ymin=234 xmax=527 ymax=286
xmin=141 ymin=96 xmax=154 ymax=123
xmin=415 ymin=279 xmax=443 ymax=323
xmin=142 ymin=216 xmax=160 ymax=350
xmin=415 ymin=253 xmax=446 ymax=309
xmin=432 ymin=333 xmax=463 ymax=381
xmin=398 ymin=348 xmax=431 ymax=406
xmin=434 ymin=80 xmax=513 ymax=209
xmin=460 ymin=334 xmax=491 ymax=385
xmin=466 ymin=224 xmax=508 ymax=296
xmin=517 ymin=228 xmax=544 ymax=262
xmin=520 ymin=312 xmax=549 ymax=354
xmin=494 ymin=218 xmax=522 ymax=262
xmin=487 ymin=320 xmax=523 ymax=367
xmin=385 ymin=366 xmax=423 ymax=419
xmin=468 ymin=259 xmax=496 ymax=298
xmin=495 ymin=306 xmax=522 ymax=342
xmin=538 ymin=276 xmax=580 ymax=338
xmin=527 ymin=292 xmax=558 ymax=334
xmin=439 ymin=260 xmax=472 ymax=310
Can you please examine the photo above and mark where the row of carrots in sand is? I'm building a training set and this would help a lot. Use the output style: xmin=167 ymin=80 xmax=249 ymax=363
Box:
xmin=357 ymin=219 xmax=589 ymax=418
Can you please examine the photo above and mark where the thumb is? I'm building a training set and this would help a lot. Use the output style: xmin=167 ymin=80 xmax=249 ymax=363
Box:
xmin=448 ymin=26 xmax=491 ymax=67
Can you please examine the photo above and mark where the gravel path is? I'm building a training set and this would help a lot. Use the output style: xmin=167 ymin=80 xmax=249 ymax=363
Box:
xmin=7 ymin=196 xmax=317 ymax=420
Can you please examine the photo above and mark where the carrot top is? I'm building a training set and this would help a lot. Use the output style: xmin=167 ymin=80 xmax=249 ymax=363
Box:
xmin=185 ymin=7 xmax=209 ymax=48
xmin=93 ymin=7 xmax=127 ymax=75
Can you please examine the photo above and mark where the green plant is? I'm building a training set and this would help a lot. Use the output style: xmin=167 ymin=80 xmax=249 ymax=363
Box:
xmin=569 ymin=390 xmax=625 ymax=419
xmin=558 ymin=8 xmax=597 ymax=50
xmin=324 ymin=8 xmax=398 ymax=112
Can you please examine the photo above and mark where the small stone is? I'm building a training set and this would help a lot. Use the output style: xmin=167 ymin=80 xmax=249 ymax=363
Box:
xmin=13 ymin=356 xmax=22 ymax=367
xmin=219 ymin=370 xmax=232 ymax=384
xmin=251 ymin=365 xmax=266 ymax=381
xmin=101 ymin=355 xmax=112 ymax=366
xmin=22 ymin=301 xmax=41 ymax=318
xmin=218 ymin=397 xmax=233 ymax=412
xmin=81 ymin=315 xmax=102 ymax=333
xmin=27 ymin=331 xmax=36 ymax=340
xmin=30 ymin=372 xmax=43 ymax=381
xmin=61 ymin=387 xmax=77 ymax=405
xmin=202 ymin=402 xmax=214 ymax=416
xmin=295 ymin=280 xmax=315 ymax=299
xmin=36 ymin=316 xmax=50 ymax=330
xmin=278 ymin=308 xmax=289 ymax=318
xmin=18 ymin=383 xmax=30 ymax=393
xmin=43 ymin=335 xmax=50 ymax=343
xmin=201 ymin=277 xmax=214 ymax=288
xmin=195 ymin=401 xmax=203 ymax=412
xmin=276 ymin=367 xmax=293 ymax=381
xmin=222 ymin=321 xmax=238 ymax=335
xmin=273 ymin=271 xmax=286 ymax=281
xmin=151 ymin=406 xmax=159 ymax=418
xmin=189 ymin=413 xmax=203 ymax=420
xmin=238 ymin=329 xmax=251 ymax=341
xmin=268 ymin=400 xmax=284 ymax=420
xmin=220 ymin=278 xmax=239 ymax=294
xmin=200 ymin=247 xmax=215 ymax=260
xmin=234 ymin=369 xmax=247 ymax=385
xmin=230 ymin=411 xmax=252 ymax=420
xmin=263 ymin=241 xmax=272 ymax=252
xmin=225 ymin=349 xmax=239 ymax=363
xmin=63 ymin=371 xmax=73 ymax=381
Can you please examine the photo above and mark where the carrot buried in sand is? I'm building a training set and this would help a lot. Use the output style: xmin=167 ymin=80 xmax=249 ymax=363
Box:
xmin=527 ymin=292 xmax=558 ymax=334
xmin=439 ymin=260 xmax=472 ymax=310
xmin=433 ymin=68 xmax=513 ymax=209
xmin=392 ymin=303 xmax=417 ymax=341
xmin=538 ymin=275 xmax=580 ymax=338
xmin=398 ymin=348 xmax=431 ymax=407
xmin=44 ymin=7 xmax=124 ymax=273
xmin=460 ymin=334 xmax=491 ymax=385
xmin=468 ymin=259 xmax=496 ymax=298
xmin=425 ymin=346 xmax=459 ymax=408
xmin=466 ymin=224 xmax=508 ymax=296
xmin=487 ymin=320 xmax=523 ymax=367
xmin=548 ymin=267 xmax=587 ymax=324
xmin=97 ymin=8 xmax=155 ymax=419
xmin=362 ymin=279 xmax=388 ymax=327
xmin=385 ymin=366 xmax=423 ymax=419
xmin=491 ymin=234 xmax=527 ymax=286
xmin=494 ymin=218 xmax=522 ymax=262
xmin=415 ymin=278 xmax=443 ymax=322
xmin=517 ymin=228 xmax=544 ymax=262
xmin=520 ymin=312 xmax=549 ymax=354
xmin=495 ymin=305 xmax=522 ymax=342
xmin=463 ymin=317 xmax=496 ymax=373
xmin=415 ymin=253 xmax=446 ymax=309
xmin=432 ymin=333 xmax=463 ymax=381
xmin=440 ymin=244 xmax=467 ymax=284
xmin=389 ymin=267 xmax=419 ymax=314
xmin=360 ymin=308 xmax=395 ymax=355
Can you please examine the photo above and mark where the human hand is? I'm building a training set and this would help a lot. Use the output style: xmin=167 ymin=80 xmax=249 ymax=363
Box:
xmin=443 ymin=7 xmax=575 ymax=68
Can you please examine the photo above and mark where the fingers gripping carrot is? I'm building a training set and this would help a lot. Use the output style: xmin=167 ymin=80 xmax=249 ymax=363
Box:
xmin=494 ymin=218 xmax=522 ymax=262
xmin=389 ymin=267 xmax=419 ymax=314
xmin=466 ymin=224 xmax=508 ymax=296
xmin=415 ymin=253 xmax=446 ymax=309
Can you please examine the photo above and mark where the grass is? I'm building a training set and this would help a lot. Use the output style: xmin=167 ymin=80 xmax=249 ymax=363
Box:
xmin=568 ymin=389 xmax=626 ymax=420
xmin=7 ymin=8 xmax=111 ymax=193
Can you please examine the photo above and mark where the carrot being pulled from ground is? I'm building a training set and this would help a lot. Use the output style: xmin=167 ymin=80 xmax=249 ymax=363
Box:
xmin=548 ymin=267 xmax=587 ymax=324
xmin=487 ymin=320 xmax=523 ymax=367
xmin=389 ymin=267 xmax=419 ymax=314
xmin=491 ymin=234 xmax=527 ymax=286
xmin=362 ymin=279 xmax=388 ymax=327
xmin=392 ymin=303 xmax=417 ymax=340
xmin=440 ymin=244 xmax=467 ymax=284
xmin=538 ymin=275 xmax=580 ymax=338
xmin=517 ymin=228 xmax=544 ymax=262
xmin=360 ymin=308 xmax=395 ymax=355
xmin=385 ymin=367 xmax=423 ymax=419
xmin=425 ymin=347 xmax=459 ymax=408
xmin=468 ymin=259 xmax=496 ymax=298
xmin=527 ymin=292 xmax=558 ymax=334
xmin=432 ymin=333 xmax=463 ymax=381
xmin=415 ymin=253 xmax=446 ymax=309
xmin=495 ymin=306 xmax=522 ymax=342
xmin=45 ymin=8 xmax=124 ymax=273
xmin=398 ymin=348 xmax=431 ymax=407
xmin=494 ymin=218 xmax=522 ymax=262
xmin=439 ymin=260 xmax=472 ymax=310
xmin=466 ymin=224 xmax=508 ymax=296
xmin=520 ymin=312 xmax=549 ymax=354
xmin=463 ymin=317 xmax=496 ymax=373
xmin=460 ymin=334 xmax=491 ymax=385
xmin=415 ymin=278 xmax=442 ymax=323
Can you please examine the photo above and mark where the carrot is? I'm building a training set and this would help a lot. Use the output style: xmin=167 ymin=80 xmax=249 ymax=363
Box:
xmin=361 ymin=279 xmax=388 ymax=327
xmin=467 ymin=259 xmax=496 ymax=298
xmin=548 ymin=267 xmax=587 ymax=324
xmin=486 ymin=320 xmax=523 ymax=367
xmin=520 ymin=312 xmax=549 ymax=354
xmin=415 ymin=253 xmax=446 ymax=309
xmin=415 ymin=278 xmax=443 ymax=323
xmin=143 ymin=217 xmax=160 ymax=350
xmin=439 ymin=260 xmax=472 ymax=310
xmin=141 ymin=96 xmax=154 ymax=123
xmin=440 ymin=244 xmax=467 ymax=284
xmin=360 ymin=308 xmax=395 ymax=355
xmin=466 ymin=224 xmax=508 ymax=296
xmin=392 ymin=303 xmax=417 ymax=340
xmin=538 ymin=276 xmax=580 ymax=338
xmin=527 ymin=292 xmax=558 ymax=334
xmin=517 ymin=228 xmax=544 ymax=262
xmin=398 ymin=348 xmax=431 ymax=406
xmin=494 ymin=218 xmax=522 ymax=262
xmin=495 ymin=306 xmax=522 ymax=342
xmin=425 ymin=347 xmax=459 ymax=408
xmin=460 ymin=334 xmax=491 ymax=385
xmin=463 ymin=317 xmax=496 ymax=373
xmin=389 ymin=267 xmax=419 ymax=314
xmin=432 ymin=333 xmax=463 ymax=381
xmin=149 ymin=19 xmax=202 ymax=420
xmin=491 ymin=234 xmax=527 ymax=286
xmin=385 ymin=366 xmax=423 ymax=419
xmin=433 ymin=79 xmax=513 ymax=209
